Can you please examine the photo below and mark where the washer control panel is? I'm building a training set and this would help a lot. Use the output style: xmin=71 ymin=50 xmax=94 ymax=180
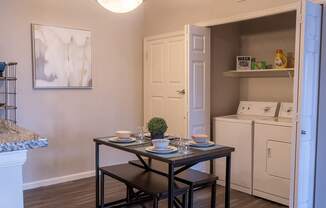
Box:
xmin=237 ymin=101 xmax=278 ymax=117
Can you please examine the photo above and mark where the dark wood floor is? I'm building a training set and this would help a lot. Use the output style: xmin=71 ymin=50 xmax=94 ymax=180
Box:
xmin=24 ymin=177 xmax=287 ymax=208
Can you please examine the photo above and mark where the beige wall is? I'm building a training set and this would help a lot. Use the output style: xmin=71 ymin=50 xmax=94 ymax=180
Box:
xmin=143 ymin=0 xmax=298 ymax=36
xmin=240 ymin=78 xmax=294 ymax=102
xmin=239 ymin=12 xmax=296 ymax=102
xmin=210 ymin=24 xmax=240 ymax=117
xmin=0 ymin=0 xmax=144 ymax=183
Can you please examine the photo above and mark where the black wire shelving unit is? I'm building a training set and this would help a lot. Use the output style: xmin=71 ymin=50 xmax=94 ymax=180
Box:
xmin=1 ymin=63 xmax=17 ymax=123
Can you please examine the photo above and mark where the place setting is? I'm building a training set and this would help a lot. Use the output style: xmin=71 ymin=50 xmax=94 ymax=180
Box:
xmin=189 ymin=134 xmax=216 ymax=148
xmin=145 ymin=138 xmax=178 ymax=154
xmin=144 ymin=133 xmax=219 ymax=156
xmin=107 ymin=130 xmax=135 ymax=142
xmin=106 ymin=130 xmax=149 ymax=146
xmin=144 ymin=135 xmax=197 ymax=156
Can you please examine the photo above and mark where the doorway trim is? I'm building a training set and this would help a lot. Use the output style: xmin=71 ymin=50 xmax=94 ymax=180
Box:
xmin=196 ymin=2 xmax=299 ymax=27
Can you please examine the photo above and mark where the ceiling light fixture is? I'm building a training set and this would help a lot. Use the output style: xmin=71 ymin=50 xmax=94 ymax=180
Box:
xmin=97 ymin=0 xmax=143 ymax=13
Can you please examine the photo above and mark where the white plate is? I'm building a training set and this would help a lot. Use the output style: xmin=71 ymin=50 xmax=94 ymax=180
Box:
xmin=190 ymin=141 xmax=215 ymax=148
xmin=145 ymin=146 xmax=178 ymax=154
xmin=152 ymin=146 xmax=171 ymax=151
xmin=108 ymin=137 xmax=136 ymax=143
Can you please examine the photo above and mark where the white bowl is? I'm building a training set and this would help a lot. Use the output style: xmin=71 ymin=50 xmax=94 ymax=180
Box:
xmin=152 ymin=139 xmax=170 ymax=150
xmin=192 ymin=134 xmax=209 ymax=144
xmin=115 ymin=130 xmax=132 ymax=139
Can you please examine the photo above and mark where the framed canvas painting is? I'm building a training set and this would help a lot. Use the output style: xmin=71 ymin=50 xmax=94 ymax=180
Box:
xmin=32 ymin=24 xmax=92 ymax=89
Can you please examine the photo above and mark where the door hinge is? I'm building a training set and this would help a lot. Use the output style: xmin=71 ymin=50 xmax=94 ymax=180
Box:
xmin=298 ymin=13 xmax=304 ymax=24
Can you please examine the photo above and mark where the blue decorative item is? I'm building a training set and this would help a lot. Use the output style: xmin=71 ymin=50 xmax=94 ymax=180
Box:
xmin=0 ymin=62 xmax=6 ymax=77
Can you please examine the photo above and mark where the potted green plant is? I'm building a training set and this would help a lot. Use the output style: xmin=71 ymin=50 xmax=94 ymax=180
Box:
xmin=147 ymin=117 xmax=168 ymax=139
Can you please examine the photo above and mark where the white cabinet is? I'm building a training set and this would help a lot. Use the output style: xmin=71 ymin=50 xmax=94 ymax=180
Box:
xmin=0 ymin=151 xmax=27 ymax=208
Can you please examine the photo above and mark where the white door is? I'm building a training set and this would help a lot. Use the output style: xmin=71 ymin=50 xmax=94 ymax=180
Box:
xmin=144 ymin=33 xmax=187 ymax=137
xmin=186 ymin=25 xmax=211 ymax=138
xmin=294 ymin=1 xmax=322 ymax=208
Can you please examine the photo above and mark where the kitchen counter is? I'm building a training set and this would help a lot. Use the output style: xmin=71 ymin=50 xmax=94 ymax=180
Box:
xmin=0 ymin=120 xmax=48 ymax=153
xmin=0 ymin=120 xmax=47 ymax=208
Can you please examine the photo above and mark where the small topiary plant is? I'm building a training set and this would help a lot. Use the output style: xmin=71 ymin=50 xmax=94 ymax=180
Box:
xmin=147 ymin=117 xmax=168 ymax=139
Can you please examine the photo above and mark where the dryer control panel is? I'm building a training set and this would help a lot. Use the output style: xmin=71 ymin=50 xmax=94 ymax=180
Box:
xmin=237 ymin=101 xmax=278 ymax=117
xmin=279 ymin=102 xmax=293 ymax=119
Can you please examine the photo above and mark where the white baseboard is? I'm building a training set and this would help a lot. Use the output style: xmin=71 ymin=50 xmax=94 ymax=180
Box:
xmin=23 ymin=170 xmax=95 ymax=190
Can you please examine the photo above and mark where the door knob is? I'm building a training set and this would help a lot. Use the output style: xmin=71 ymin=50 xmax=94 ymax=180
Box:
xmin=176 ymin=89 xmax=185 ymax=95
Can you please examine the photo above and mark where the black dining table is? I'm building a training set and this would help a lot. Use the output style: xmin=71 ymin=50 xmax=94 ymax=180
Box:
xmin=94 ymin=136 xmax=234 ymax=208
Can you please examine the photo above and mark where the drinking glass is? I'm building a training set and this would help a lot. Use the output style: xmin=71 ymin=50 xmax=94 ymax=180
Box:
xmin=177 ymin=137 xmax=191 ymax=154
xmin=176 ymin=136 xmax=184 ymax=153
xmin=182 ymin=138 xmax=191 ymax=154
xmin=137 ymin=126 xmax=145 ymax=144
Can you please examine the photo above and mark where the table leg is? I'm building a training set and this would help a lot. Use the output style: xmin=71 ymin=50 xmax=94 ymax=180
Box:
xmin=101 ymin=172 xmax=104 ymax=208
xmin=95 ymin=143 xmax=100 ymax=208
xmin=168 ymin=163 xmax=175 ymax=208
xmin=211 ymin=182 xmax=217 ymax=208
xmin=210 ymin=159 xmax=214 ymax=174
xmin=225 ymin=154 xmax=231 ymax=208
xmin=148 ymin=158 xmax=152 ymax=166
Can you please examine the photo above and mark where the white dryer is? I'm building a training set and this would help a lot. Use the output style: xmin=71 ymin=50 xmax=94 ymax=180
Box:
xmin=213 ymin=101 xmax=278 ymax=194
xmin=253 ymin=102 xmax=294 ymax=206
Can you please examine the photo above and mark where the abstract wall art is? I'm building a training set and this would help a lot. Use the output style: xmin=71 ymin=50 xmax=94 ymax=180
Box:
xmin=32 ymin=24 xmax=92 ymax=89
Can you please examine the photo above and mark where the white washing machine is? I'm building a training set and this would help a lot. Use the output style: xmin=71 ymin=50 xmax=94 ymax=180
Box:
xmin=253 ymin=102 xmax=294 ymax=206
xmin=213 ymin=101 xmax=278 ymax=194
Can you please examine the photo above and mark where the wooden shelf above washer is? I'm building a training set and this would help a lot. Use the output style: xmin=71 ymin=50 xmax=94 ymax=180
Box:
xmin=223 ymin=68 xmax=294 ymax=78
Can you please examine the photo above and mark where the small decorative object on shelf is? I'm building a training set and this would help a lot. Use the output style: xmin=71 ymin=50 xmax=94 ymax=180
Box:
xmin=0 ymin=62 xmax=6 ymax=77
xmin=236 ymin=56 xmax=251 ymax=71
xmin=274 ymin=49 xmax=288 ymax=69
xmin=0 ymin=62 xmax=17 ymax=123
xmin=251 ymin=57 xmax=271 ymax=70
xmin=147 ymin=117 xmax=168 ymax=139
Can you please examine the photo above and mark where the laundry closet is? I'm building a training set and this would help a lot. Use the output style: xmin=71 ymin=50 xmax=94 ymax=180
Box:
xmin=143 ymin=2 xmax=322 ymax=208
xmin=209 ymin=12 xmax=296 ymax=206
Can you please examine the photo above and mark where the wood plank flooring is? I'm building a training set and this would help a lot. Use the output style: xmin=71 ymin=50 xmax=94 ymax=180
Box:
xmin=24 ymin=177 xmax=287 ymax=208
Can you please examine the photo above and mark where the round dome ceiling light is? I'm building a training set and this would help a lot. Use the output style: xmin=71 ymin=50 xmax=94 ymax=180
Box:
xmin=97 ymin=0 xmax=143 ymax=13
